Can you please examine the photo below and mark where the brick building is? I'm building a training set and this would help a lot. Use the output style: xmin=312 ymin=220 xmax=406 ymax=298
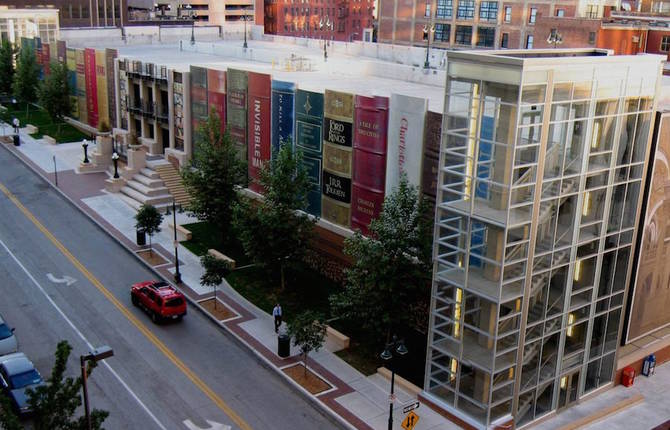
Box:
xmin=263 ymin=0 xmax=375 ymax=41
xmin=378 ymin=0 xmax=615 ymax=49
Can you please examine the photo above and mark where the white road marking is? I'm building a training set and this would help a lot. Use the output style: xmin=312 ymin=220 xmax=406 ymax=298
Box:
xmin=46 ymin=273 xmax=77 ymax=286
xmin=0 ymin=238 xmax=167 ymax=430
xmin=183 ymin=419 xmax=231 ymax=430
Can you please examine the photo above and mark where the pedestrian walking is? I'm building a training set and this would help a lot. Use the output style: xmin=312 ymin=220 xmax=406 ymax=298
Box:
xmin=273 ymin=303 xmax=282 ymax=333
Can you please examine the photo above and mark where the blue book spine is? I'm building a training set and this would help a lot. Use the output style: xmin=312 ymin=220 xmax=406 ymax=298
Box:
xmin=271 ymin=80 xmax=296 ymax=159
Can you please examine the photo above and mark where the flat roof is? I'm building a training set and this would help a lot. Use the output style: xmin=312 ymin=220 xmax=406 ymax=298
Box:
xmin=115 ymin=42 xmax=446 ymax=112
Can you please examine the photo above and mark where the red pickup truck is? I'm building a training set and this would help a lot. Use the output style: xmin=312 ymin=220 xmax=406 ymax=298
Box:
xmin=131 ymin=281 xmax=187 ymax=323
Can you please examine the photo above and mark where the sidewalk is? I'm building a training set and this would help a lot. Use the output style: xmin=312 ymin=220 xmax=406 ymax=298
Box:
xmin=1 ymin=129 xmax=457 ymax=430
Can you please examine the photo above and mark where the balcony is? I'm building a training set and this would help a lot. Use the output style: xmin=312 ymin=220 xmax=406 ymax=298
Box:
xmin=126 ymin=98 xmax=169 ymax=124
xmin=126 ymin=63 xmax=169 ymax=83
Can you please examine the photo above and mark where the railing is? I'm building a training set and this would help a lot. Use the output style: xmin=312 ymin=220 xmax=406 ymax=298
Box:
xmin=125 ymin=97 xmax=168 ymax=123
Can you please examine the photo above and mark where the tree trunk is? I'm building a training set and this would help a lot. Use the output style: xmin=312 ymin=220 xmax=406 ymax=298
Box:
xmin=304 ymin=352 xmax=308 ymax=377
xmin=214 ymin=283 xmax=217 ymax=310
xmin=280 ymin=264 xmax=285 ymax=292
xmin=149 ymin=235 xmax=152 ymax=256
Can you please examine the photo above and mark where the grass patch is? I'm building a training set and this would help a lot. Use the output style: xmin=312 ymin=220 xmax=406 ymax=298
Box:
xmin=180 ymin=221 xmax=426 ymax=386
xmin=0 ymin=103 xmax=89 ymax=143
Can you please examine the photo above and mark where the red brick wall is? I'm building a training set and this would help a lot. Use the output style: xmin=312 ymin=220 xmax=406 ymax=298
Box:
xmin=646 ymin=29 xmax=670 ymax=58
xmin=532 ymin=17 xmax=600 ymax=49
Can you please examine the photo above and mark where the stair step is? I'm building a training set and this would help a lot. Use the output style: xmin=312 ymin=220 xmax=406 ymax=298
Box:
xmin=140 ymin=168 xmax=161 ymax=179
xmin=118 ymin=193 xmax=142 ymax=210
xmin=126 ymin=180 xmax=170 ymax=197
xmin=120 ymin=187 xmax=174 ymax=206
xmin=133 ymin=174 xmax=165 ymax=188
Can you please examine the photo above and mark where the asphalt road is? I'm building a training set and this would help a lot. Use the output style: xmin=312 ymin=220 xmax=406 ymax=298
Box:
xmin=0 ymin=146 xmax=341 ymax=430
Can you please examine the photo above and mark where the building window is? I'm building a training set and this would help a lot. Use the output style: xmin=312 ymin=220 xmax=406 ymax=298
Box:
xmin=434 ymin=23 xmax=450 ymax=41
xmin=526 ymin=34 xmax=534 ymax=48
xmin=457 ymin=0 xmax=475 ymax=19
xmin=476 ymin=26 xmax=495 ymax=47
xmin=436 ymin=0 xmax=453 ymax=18
xmin=556 ymin=8 xmax=565 ymax=17
xmin=455 ymin=25 xmax=472 ymax=44
xmin=501 ymin=32 xmax=509 ymax=47
xmin=529 ymin=7 xmax=537 ymax=23
xmin=504 ymin=6 xmax=511 ymax=22
xmin=661 ymin=35 xmax=670 ymax=51
xmin=586 ymin=4 xmax=599 ymax=18
xmin=589 ymin=31 xmax=596 ymax=45
xmin=425 ymin=2 xmax=431 ymax=17
xmin=479 ymin=1 xmax=498 ymax=21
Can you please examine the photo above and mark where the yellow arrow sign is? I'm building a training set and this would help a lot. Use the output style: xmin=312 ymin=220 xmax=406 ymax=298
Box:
xmin=402 ymin=411 xmax=420 ymax=430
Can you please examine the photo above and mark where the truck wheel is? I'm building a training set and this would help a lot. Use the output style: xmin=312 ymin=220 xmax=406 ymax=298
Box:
xmin=151 ymin=312 xmax=160 ymax=324
xmin=131 ymin=294 xmax=139 ymax=306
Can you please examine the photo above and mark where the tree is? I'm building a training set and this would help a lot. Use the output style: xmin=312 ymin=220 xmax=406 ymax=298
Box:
xmin=12 ymin=44 xmax=39 ymax=115
xmin=200 ymin=254 xmax=232 ymax=310
xmin=0 ymin=341 xmax=109 ymax=430
xmin=0 ymin=39 xmax=15 ymax=96
xmin=135 ymin=203 xmax=163 ymax=256
xmin=287 ymin=311 xmax=327 ymax=376
xmin=234 ymin=142 xmax=316 ymax=290
xmin=38 ymin=61 xmax=72 ymax=135
xmin=181 ymin=109 xmax=246 ymax=244
xmin=329 ymin=174 xmax=433 ymax=344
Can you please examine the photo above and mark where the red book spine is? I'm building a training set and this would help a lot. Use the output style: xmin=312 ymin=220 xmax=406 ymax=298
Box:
xmin=247 ymin=72 xmax=272 ymax=194
xmin=84 ymin=48 xmax=98 ymax=128
xmin=207 ymin=69 xmax=227 ymax=132
xmin=351 ymin=95 xmax=389 ymax=235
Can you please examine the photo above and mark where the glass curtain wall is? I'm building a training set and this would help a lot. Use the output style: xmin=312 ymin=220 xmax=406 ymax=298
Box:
xmin=426 ymin=57 xmax=658 ymax=428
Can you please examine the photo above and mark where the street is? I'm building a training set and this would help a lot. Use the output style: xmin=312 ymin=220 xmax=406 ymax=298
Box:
xmin=0 ymin=145 xmax=341 ymax=430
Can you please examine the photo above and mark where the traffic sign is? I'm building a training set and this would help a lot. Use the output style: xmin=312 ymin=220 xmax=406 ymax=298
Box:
xmin=401 ymin=411 xmax=419 ymax=430
xmin=402 ymin=401 xmax=420 ymax=414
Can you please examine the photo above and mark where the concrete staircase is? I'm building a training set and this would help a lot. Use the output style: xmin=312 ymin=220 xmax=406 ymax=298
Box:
xmin=152 ymin=162 xmax=191 ymax=207
xmin=117 ymin=167 xmax=174 ymax=210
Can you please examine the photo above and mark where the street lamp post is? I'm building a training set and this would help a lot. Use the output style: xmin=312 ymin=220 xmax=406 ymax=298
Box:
xmin=172 ymin=198 xmax=182 ymax=284
xmin=112 ymin=152 xmax=120 ymax=179
xmin=380 ymin=335 xmax=408 ymax=430
xmin=423 ymin=23 xmax=435 ymax=69
xmin=82 ymin=140 xmax=90 ymax=163
xmin=243 ymin=14 xmax=248 ymax=49
xmin=320 ymin=17 xmax=332 ymax=61
xmin=80 ymin=346 xmax=114 ymax=430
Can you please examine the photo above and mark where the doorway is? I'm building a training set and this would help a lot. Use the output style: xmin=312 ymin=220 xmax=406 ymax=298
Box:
xmin=558 ymin=370 xmax=580 ymax=411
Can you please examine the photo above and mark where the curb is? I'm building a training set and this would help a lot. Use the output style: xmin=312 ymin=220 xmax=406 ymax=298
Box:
xmin=0 ymin=140 xmax=355 ymax=430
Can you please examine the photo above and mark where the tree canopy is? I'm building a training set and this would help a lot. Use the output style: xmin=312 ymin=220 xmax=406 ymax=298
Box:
xmin=38 ymin=61 xmax=72 ymax=130
xmin=329 ymin=174 xmax=433 ymax=343
xmin=135 ymin=203 xmax=163 ymax=255
xmin=12 ymin=45 xmax=39 ymax=106
xmin=234 ymin=141 xmax=316 ymax=290
xmin=181 ymin=109 xmax=246 ymax=243
xmin=0 ymin=39 xmax=15 ymax=96
xmin=287 ymin=311 xmax=327 ymax=376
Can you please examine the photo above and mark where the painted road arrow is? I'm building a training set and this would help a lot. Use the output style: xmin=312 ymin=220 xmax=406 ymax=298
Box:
xmin=46 ymin=273 xmax=77 ymax=286
xmin=183 ymin=419 xmax=231 ymax=430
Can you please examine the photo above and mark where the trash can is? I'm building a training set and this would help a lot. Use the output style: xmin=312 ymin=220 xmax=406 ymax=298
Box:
xmin=278 ymin=333 xmax=290 ymax=358
xmin=622 ymin=366 xmax=635 ymax=387
xmin=13 ymin=134 xmax=19 ymax=146
xmin=136 ymin=229 xmax=146 ymax=246
xmin=642 ymin=354 xmax=656 ymax=377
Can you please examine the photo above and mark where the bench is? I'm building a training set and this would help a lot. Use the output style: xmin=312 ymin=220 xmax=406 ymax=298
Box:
xmin=377 ymin=367 xmax=421 ymax=396
xmin=25 ymin=124 xmax=38 ymax=134
xmin=43 ymin=135 xmax=57 ymax=145
xmin=325 ymin=325 xmax=350 ymax=352
xmin=167 ymin=222 xmax=192 ymax=242
xmin=207 ymin=249 xmax=236 ymax=269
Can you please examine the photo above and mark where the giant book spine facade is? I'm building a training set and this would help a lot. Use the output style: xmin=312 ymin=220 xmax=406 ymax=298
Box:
xmin=321 ymin=90 xmax=354 ymax=228
xmin=66 ymin=48 xmax=78 ymax=119
xmin=295 ymin=90 xmax=324 ymax=217
xmin=271 ymin=80 xmax=296 ymax=158
xmin=189 ymin=66 xmax=208 ymax=155
xmin=207 ymin=68 xmax=227 ymax=133
xmin=95 ymin=49 xmax=109 ymax=129
xmin=247 ymin=72 xmax=272 ymax=194
xmin=105 ymin=49 xmax=118 ymax=129
xmin=386 ymin=94 xmax=428 ymax=194
xmin=75 ymin=49 xmax=87 ymax=125
xmin=351 ymin=95 xmax=389 ymax=235
xmin=226 ymin=69 xmax=249 ymax=164
xmin=84 ymin=48 xmax=98 ymax=128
